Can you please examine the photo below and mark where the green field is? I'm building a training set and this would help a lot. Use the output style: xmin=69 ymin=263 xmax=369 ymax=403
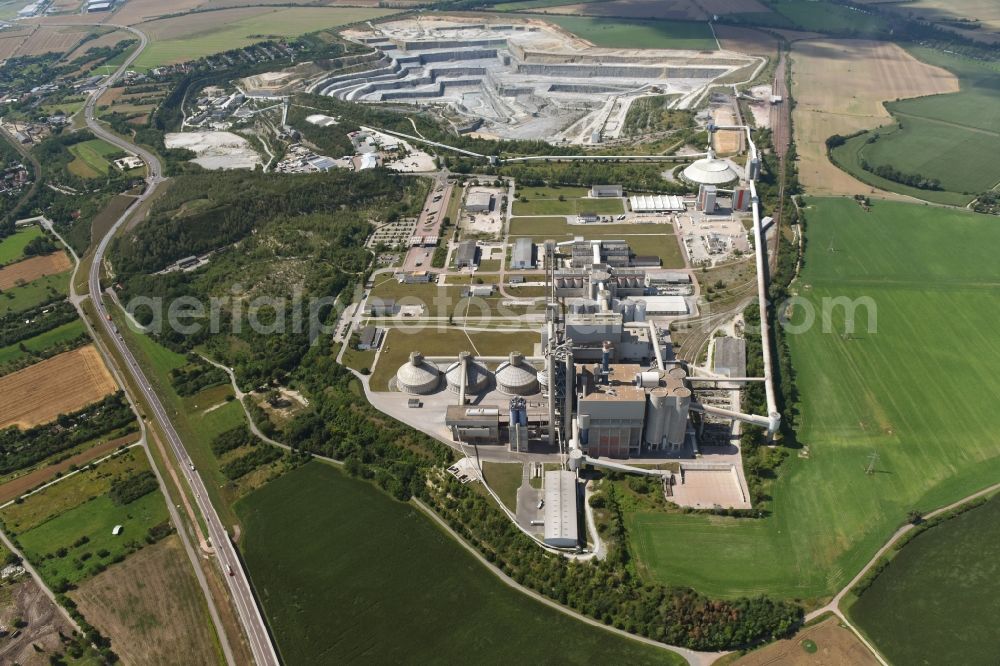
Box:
xmin=512 ymin=196 xmax=624 ymax=216
xmin=0 ymin=273 xmax=70 ymax=316
xmin=627 ymin=198 xmax=1000 ymax=601
xmin=729 ymin=0 xmax=888 ymax=35
xmin=482 ymin=461 xmax=522 ymax=511
xmin=0 ymin=227 xmax=43 ymax=265
xmin=831 ymin=48 xmax=1000 ymax=205
xmin=518 ymin=15 xmax=717 ymax=50
xmin=849 ymin=496 xmax=1000 ymax=665
xmin=237 ymin=461 xmax=682 ymax=665
xmin=0 ymin=319 xmax=86 ymax=368
xmin=68 ymin=138 xmax=122 ymax=178
xmin=133 ymin=7 xmax=397 ymax=70
xmin=492 ymin=0 xmax=601 ymax=10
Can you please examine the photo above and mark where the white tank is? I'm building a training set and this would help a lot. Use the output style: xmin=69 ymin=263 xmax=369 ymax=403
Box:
xmin=495 ymin=352 xmax=539 ymax=396
xmin=396 ymin=352 xmax=440 ymax=395
xmin=445 ymin=352 xmax=491 ymax=395
xmin=645 ymin=388 xmax=668 ymax=448
xmin=666 ymin=387 xmax=692 ymax=445
xmin=635 ymin=301 xmax=647 ymax=322
xmin=635 ymin=371 xmax=660 ymax=388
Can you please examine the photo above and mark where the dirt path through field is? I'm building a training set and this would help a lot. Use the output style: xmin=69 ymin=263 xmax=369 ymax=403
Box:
xmin=790 ymin=39 xmax=959 ymax=198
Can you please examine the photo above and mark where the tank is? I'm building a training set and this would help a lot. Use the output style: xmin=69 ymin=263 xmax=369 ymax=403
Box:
xmin=645 ymin=388 xmax=668 ymax=448
xmin=666 ymin=387 xmax=692 ymax=445
xmin=495 ymin=352 xmax=539 ymax=396
xmin=635 ymin=371 xmax=660 ymax=388
xmin=538 ymin=369 xmax=549 ymax=396
xmin=445 ymin=352 xmax=491 ymax=395
xmin=635 ymin=301 xmax=647 ymax=322
xmin=395 ymin=351 xmax=440 ymax=394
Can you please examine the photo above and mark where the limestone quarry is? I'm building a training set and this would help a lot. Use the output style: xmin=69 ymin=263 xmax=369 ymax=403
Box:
xmin=320 ymin=17 xmax=756 ymax=144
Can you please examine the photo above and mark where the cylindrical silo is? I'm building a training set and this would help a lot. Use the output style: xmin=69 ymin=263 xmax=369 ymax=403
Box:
xmin=495 ymin=351 xmax=539 ymax=396
xmin=635 ymin=301 xmax=647 ymax=322
xmin=445 ymin=352 xmax=490 ymax=395
xmin=645 ymin=387 xmax=668 ymax=448
xmin=396 ymin=351 xmax=440 ymax=394
xmin=666 ymin=387 xmax=692 ymax=445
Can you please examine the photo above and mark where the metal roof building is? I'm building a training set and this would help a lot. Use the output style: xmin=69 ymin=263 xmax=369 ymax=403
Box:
xmin=635 ymin=295 xmax=688 ymax=315
xmin=682 ymin=149 xmax=738 ymax=186
xmin=465 ymin=191 xmax=493 ymax=212
xmin=629 ymin=194 xmax=685 ymax=212
xmin=454 ymin=240 xmax=479 ymax=268
xmin=511 ymin=238 xmax=534 ymax=269
xmin=589 ymin=184 xmax=622 ymax=198
xmin=713 ymin=336 xmax=746 ymax=378
xmin=543 ymin=471 xmax=579 ymax=548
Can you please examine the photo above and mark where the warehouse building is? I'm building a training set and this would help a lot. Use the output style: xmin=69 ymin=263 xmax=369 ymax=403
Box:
xmin=511 ymin=238 xmax=534 ymax=269
xmin=454 ymin=240 xmax=479 ymax=268
xmin=697 ymin=184 xmax=718 ymax=213
xmin=543 ymin=471 xmax=579 ymax=548
xmin=589 ymin=184 xmax=623 ymax=198
xmin=357 ymin=326 xmax=385 ymax=351
xmin=446 ymin=405 xmax=500 ymax=442
xmin=629 ymin=194 xmax=685 ymax=213
xmin=634 ymin=295 xmax=688 ymax=315
xmin=464 ymin=190 xmax=493 ymax=213
xmin=713 ymin=336 xmax=746 ymax=378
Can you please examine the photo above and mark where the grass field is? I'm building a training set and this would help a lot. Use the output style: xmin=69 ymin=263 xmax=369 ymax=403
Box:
xmin=626 ymin=198 xmax=1000 ymax=602
xmin=790 ymin=39 xmax=959 ymax=198
xmin=729 ymin=615 xmax=878 ymax=666
xmin=0 ymin=319 xmax=87 ymax=369
xmin=70 ymin=534 xmax=221 ymax=666
xmin=370 ymin=327 xmax=538 ymax=391
xmin=767 ymin=0 xmax=888 ymax=35
xmin=0 ymin=227 xmax=43 ymax=265
xmin=518 ymin=14 xmax=717 ymax=50
xmin=848 ymin=496 xmax=1000 ymax=665
xmin=237 ymin=461 xmax=682 ymax=664
xmin=831 ymin=48 xmax=1000 ymax=204
xmin=133 ymin=7 xmax=396 ymax=69
xmin=67 ymin=138 xmax=122 ymax=178
xmin=0 ymin=273 xmax=69 ymax=316
xmin=482 ymin=461 xmax=522 ymax=511
xmin=512 ymin=197 xmax=624 ymax=216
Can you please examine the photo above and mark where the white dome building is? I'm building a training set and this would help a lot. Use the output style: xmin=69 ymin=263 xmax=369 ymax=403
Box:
xmin=396 ymin=351 xmax=440 ymax=394
xmin=444 ymin=352 xmax=491 ymax=395
xmin=495 ymin=352 xmax=539 ymax=396
xmin=682 ymin=148 xmax=738 ymax=186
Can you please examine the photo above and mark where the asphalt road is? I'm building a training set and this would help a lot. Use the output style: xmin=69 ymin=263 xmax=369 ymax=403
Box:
xmin=80 ymin=25 xmax=279 ymax=666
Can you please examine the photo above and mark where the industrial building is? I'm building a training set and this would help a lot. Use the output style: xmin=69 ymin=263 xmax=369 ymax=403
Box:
xmin=578 ymin=212 xmax=600 ymax=224
xmin=629 ymin=194 xmax=685 ymax=213
xmin=454 ymin=240 xmax=479 ymax=268
xmin=368 ymin=298 xmax=396 ymax=316
xmin=446 ymin=405 xmax=500 ymax=442
xmin=568 ymin=238 xmax=631 ymax=268
xmin=589 ymin=184 xmax=623 ymax=198
xmin=464 ymin=190 xmax=493 ymax=213
xmin=683 ymin=148 xmax=738 ymax=186
xmin=697 ymin=184 xmax=718 ymax=213
xmin=511 ymin=238 xmax=535 ymax=269
xmin=495 ymin=352 xmax=539 ymax=395
xmin=732 ymin=187 xmax=751 ymax=212
xmin=445 ymin=352 xmax=491 ymax=397
xmin=357 ymin=326 xmax=385 ymax=351
xmin=543 ymin=471 xmax=579 ymax=548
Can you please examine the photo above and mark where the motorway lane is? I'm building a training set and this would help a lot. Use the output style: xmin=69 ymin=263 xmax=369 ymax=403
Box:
xmin=80 ymin=25 xmax=280 ymax=666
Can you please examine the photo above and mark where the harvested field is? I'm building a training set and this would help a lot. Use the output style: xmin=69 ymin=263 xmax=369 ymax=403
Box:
xmin=731 ymin=615 xmax=878 ymax=666
xmin=0 ymin=252 xmax=72 ymax=291
xmin=0 ymin=345 xmax=117 ymax=429
xmin=0 ymin=28 xmax=32 ymax=59
xmin=109 ymin=0 xmax=205 ymax=25
xmin=791 ymin=39 xmax=958 ymax=197
xmin=714 ymin=25 xmax=779 ymax=58
xmin=13 ymin=25 xmax=94 ymax=56
xmin=70 ymin=534 xmax=219 ymax=666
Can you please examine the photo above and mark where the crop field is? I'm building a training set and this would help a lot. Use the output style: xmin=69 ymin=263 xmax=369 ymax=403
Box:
xmin=370 ymin=327 xmax=539 ymax=391
xmin=0 ymin=345 xmax=117 ymax=429
xmin=831 ymin=48 xmax=1000 ymax=205
xmin=529 ymin=0 xmax=705 ymax=21
xmin=849 ymin=496 xmax=1000 ymax=665
xmin=0 ymin=226 xmax=43 ymax=265
xmin=0 ymin=319 xmax=87 ymax=369
xmin=12 ymin=25 xmax=97 ymax=57
xmin=626 ymin=198 xmax=1000 ymax=601
xmin=517 ymin=14 xmax=718 ymax=50
xmin=0 ymin=272 xmax=70 ymax=315
xmin=767 ymin=0 xmax=888 ymax=35
xmin=67 ymin=138 xmax=122 ymax=178
xmin=133 ymin=7 xmax=397 ymax=69
xmin=70 ymin=534 xmax=220 ymax=666
xmin=0 ymin=252 xmax=72 ymax=290
xmin=237 ymin=461 xmax=681 ymax=665
xmin=791 ymin=39 xmax=959 ymax=198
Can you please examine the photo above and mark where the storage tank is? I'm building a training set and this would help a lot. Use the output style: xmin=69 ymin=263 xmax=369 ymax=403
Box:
xmin=495 ymin=351 xmax=539 ymax=395
xmin=635 ymin=301 xmax=647 ymax=322
xmin=645 ymin=387 xmax=668 ymax=448
xmin=635 ymin=371 xmax=660 ymax=388
xmin=623 ymin=300 xmax=636 ymax=323
xmin=666 ymin=386 xmax=692 ymax=445
xmin=395 ymin=351 xmax=440 ymax=394
xmin=445 ymin=352 xmax=491 ymax=395
xmin=538 ymin=369 xmax=549 ymax=396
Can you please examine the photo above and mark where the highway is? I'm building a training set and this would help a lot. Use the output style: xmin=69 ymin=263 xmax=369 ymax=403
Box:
xmin=80 ymin=25 xmax=280 ymax=666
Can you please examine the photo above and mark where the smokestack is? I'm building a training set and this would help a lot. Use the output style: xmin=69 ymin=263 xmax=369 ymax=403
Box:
xmin=601 ymin=340 xmax=613 ymax=382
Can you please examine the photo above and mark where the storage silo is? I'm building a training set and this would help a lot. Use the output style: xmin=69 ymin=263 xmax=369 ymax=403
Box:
xmin=666 ymin=386 xmax=692 ymax=445
xmin=445 ymin=351 xmax=491 ymax=395
xmin=538 ymin=368 xmax=549 ymax=396
xmin=635 ymin=301 xmax=647 ymax=322
xmin=495 ymin=352 xmax=539 ymax=396
xmin=396 ymin=352 xmax=440 ymax=394
xmin=645 ymin=387 xmax=668 ymax=449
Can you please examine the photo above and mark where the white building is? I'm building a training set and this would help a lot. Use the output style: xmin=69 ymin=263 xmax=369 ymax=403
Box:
xmin=543 ymin=471 xmax=579 ymax=548
xmin=464 ymin=190 xmax=493 ymax=213
xmin=589 ymin=184 xmax=622 ymax=198
xmin=629 ymin=194 xmax=685 ymax=213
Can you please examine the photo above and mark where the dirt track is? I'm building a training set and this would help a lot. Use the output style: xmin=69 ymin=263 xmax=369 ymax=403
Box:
xmin=791 ymin=39 xmax=959 ymax=198
xmin=0 ymin=345 xmax=118 ymax=429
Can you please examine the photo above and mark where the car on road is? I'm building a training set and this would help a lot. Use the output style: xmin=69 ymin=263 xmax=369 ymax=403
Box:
xmin=537 ymin=499 xmax=544 ymax=509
